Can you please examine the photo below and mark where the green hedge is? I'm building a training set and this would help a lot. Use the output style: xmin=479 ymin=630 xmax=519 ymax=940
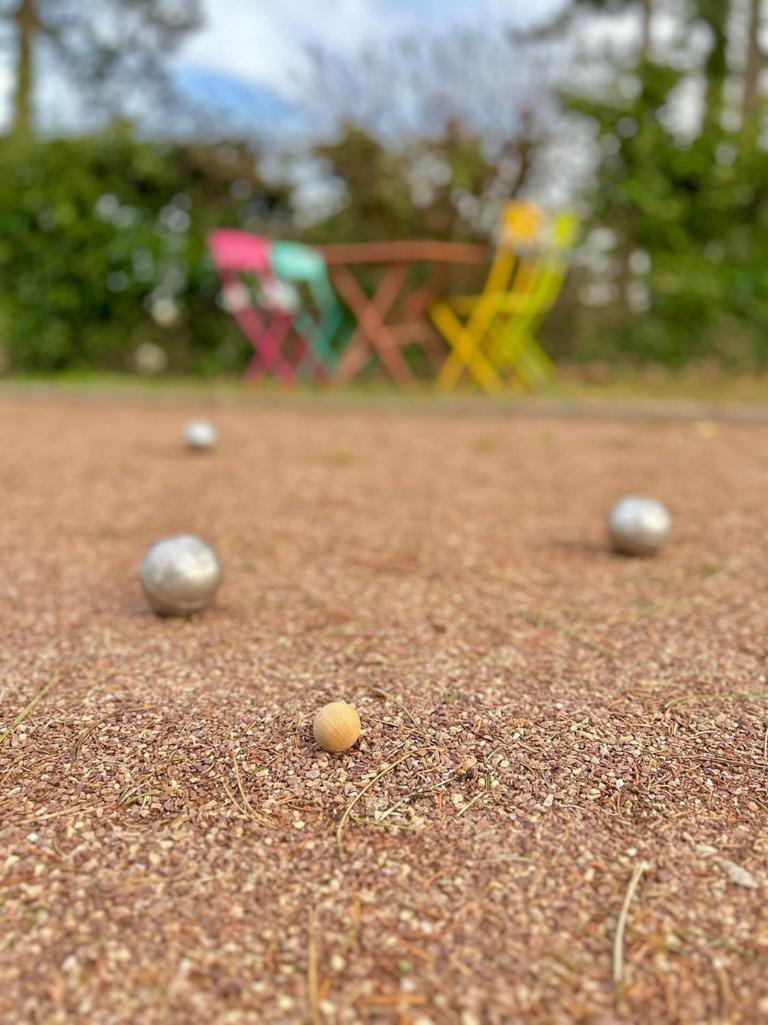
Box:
xmin=0 ymin=131 xmax=287 ymax=374
xmin=6 ymin=121 xmax=768 ymax=376
xmin=560 ymin=58 xmax=768 ymax=369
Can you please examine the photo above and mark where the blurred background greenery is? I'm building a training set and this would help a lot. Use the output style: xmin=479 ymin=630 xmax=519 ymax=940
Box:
xmin=0 ymin=0 xmax=766 ymax=380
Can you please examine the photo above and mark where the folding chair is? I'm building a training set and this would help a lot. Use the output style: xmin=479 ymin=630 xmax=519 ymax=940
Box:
xmin=207 ymin=230 xmax=344 ymax=380
xmin=269 ymin=241 xmax=347 ymax=375
xmin=208 ymin=229 xmax=295 ymax=381
xmin=489 ymin=212 xmax=579 ymax=385
xmin=429 ymin=202 xmax=577 ymax=392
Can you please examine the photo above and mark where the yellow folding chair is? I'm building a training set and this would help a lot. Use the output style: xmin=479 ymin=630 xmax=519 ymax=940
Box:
xmin=430 ymin=202 xmax=578 ymax=392
xmin=488 ymin=211 xmax=579 ymax=386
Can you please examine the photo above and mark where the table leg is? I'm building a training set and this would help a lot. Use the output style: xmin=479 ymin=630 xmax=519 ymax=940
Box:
xmin=331 ymin=266 xmax=375 ymax=381
xmin=331 ymin=265 xmax=414 ymax=383
xmin=401 ymin=265 xmax=450 ymax=369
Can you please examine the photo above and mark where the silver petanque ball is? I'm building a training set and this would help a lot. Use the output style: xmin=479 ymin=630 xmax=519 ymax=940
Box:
xmin=183 ymin=419 xmax=218 ymax=451
xmin=140 ymin=534 xmax=221 ymax=616
xmin=608 ymin=496 xmax=671 ymax=556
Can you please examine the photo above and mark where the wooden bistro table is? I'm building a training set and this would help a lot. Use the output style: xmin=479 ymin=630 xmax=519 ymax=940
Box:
xmin=318 ymin=240 xmax=487 ymax=384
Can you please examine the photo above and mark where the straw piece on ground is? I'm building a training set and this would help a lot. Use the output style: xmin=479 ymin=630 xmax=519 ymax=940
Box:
xmin=613 ymin=861 xmax=648 ymax=988
xmin=231 ymin=740 xmax=254 ymax=816
xmin=307 ymin=910 xmax=321 ymax=1025
xmin=336 ymin=748 xmax=416 ymax=850
xmin=0 ymin=675 xmax=58 ymax=746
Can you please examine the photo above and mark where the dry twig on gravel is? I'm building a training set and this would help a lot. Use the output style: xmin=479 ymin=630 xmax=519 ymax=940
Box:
xmin=307 ymin=910 xmax=321 ymax=1025
xmin=613 ymin=861 xmax=648 ymax=988
xmin=336 ymin=748 xmax=417 ymax=850
xmin=0 ymin=675 xmax=57 ymax=746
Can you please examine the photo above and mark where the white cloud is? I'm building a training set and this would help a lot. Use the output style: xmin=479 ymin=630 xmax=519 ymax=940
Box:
xmin=178 ymin=0 xmax=565 ymax=95
xmin=177 ymin=2 xmax=294 ymax=84
xmin=0 ymin=1 xmax=566 ymax=131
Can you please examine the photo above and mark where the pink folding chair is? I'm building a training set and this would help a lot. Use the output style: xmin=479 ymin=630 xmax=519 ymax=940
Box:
xmin=207 ymin=229 xmax=312 ymax=381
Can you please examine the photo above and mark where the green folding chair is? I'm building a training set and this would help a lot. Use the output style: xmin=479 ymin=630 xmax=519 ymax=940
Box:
xmin=269 ymin=241 xmax=347 ymax=375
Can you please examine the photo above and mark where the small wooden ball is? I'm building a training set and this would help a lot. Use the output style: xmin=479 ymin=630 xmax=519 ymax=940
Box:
xmin=313 ymin=701 xmax=361 ymax=752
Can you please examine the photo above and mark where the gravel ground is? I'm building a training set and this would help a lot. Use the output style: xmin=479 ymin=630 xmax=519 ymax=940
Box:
xmin=1 ymin=398 xmax=767 ymax=1025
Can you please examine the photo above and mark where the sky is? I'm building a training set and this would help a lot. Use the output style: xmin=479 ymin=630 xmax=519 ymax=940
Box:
xmin=171 ymin=0 xmax=575 ymax=211
xmin=0 ymin=0 xmax=565 ymax=136
xmin=0 ymin=0 xmax=631 ymax=212
xmin=177 ymin=0 xmax=565 ymax=101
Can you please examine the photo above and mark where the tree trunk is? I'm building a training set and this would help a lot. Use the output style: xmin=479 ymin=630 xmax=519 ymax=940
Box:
xmin=742 ymin=0 xmax=762 ymax=144
xmin=11 ymin=0 xmax=37 ymax=141
xmin=700 ymin=0 xmax=729 ymax=135
xmin=640 ymin=0 xmax=653 ymax=58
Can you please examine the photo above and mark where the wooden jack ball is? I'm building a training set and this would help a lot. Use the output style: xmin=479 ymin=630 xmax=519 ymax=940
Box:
xmin=313 ymin=701 xmax=361 ymax=752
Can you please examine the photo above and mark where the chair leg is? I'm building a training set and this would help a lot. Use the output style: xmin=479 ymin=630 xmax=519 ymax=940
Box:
xmin=331 ymin=265 xmax=413 ymax=384
xmin=431 ymin=302 xmax=503 ymax=394
xmin=245 ymin=352 xmax=265 ymax=379
xmin=334 ymin=327 xmax=372 ymax=382
xmin=267 ymin=315 xmax=301 ymax=383
xmin=495 ymin=312 xmax=552 ymax=388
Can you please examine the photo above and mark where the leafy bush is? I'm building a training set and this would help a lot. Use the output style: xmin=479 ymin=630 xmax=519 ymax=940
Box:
xmin=563 ymin=54 xmax=768 ymax=369
xmin=0 ymin=129 xmax=289 ymax=373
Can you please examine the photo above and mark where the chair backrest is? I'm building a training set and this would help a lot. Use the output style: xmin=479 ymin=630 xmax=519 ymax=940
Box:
xmin=270 ymin=241 xmax=326 ymax=282
xmin=207 ymin=229 xmax=271 ymax=274
xmin=270 ymin=240 xmax=339 ymax=314
xmin=549 ymin=211 xmax=580 ymax=250
xmin=513 ymin=210 xmax=580 ymax=311
xmin=499 ymin=201 xmax=545 ymax=249
xmin=480 ymin=201 xmax=545 ymax=300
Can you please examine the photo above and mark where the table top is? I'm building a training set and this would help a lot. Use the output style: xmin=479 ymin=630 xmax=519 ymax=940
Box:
xmin=318 ymin=240 xmax=488 ymax=266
